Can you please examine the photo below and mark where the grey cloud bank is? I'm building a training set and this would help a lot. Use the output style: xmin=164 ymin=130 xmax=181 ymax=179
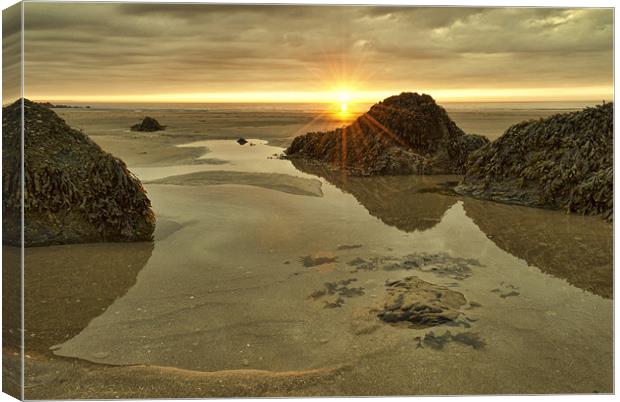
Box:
xmin=14 ymin=4 xmax=614 ymax=102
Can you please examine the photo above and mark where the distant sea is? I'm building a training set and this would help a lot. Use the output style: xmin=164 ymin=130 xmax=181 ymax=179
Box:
xmin=35 ymin=100 xmax=607 ymax=112
xmin=32 ymin=99 xmax=611 ymax=140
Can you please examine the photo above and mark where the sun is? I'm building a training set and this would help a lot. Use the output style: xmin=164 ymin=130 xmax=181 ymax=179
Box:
xmin=338 ymin=91 xmax=351 ymax=102
xmin=336 ymin=90 xmax=351 ymax=115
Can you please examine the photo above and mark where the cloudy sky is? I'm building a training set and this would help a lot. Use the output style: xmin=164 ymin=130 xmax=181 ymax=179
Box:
xmin=8 ymin=3 xmax=615 ymax=103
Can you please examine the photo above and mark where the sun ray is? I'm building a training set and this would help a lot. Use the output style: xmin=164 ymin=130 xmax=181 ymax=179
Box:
xmin=361 ymin=113 xmax=413 ymax=151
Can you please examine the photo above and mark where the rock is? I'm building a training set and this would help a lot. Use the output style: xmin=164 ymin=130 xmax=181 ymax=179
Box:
xmin=456 ymin=103 xmax=613 ymax=220
xmin=130 ymin=116 xmax=164 ymax=132
xmin=237 ymin=137 xmax=248 ymax=145
xmin=377 ymin=276 xmax=467 ymax=328
xmin=285 ymin=92 xmax=488 ymax=176
xmin=2 ymin=99 xmax=156 ymax=246
xmin=299 ymin=255 xmax=337 ymax=267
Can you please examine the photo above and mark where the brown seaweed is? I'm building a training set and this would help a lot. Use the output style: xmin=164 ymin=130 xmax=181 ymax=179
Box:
xmin=457 ymin=103 xmax=613 ymax=221
xmin=2 ymin=99 xmax=155 ymax=246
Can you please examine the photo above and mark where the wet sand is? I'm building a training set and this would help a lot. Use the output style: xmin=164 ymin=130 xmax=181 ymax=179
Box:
xmin=146 ymin=171 xmax=324 ymax=197
xmin=6 ymin=105 xmax=613 ymax=398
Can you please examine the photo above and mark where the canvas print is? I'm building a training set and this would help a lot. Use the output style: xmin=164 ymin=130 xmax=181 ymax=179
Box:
xmin=1 ymin=2 xmax=614 ymax=399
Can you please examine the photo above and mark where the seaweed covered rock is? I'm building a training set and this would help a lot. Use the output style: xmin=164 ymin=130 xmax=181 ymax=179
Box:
xmin=131 ymin=116 xmax=164 ymax=132
xmin=377 ymin=276 xmax=467 ymax=328
xmin=456 ymin=103 xmax=613 ymax=220
xmin=285 ymin=92 xmax=489 ymax=175
xmin=2 ymin=99 xmax=156 ymax=246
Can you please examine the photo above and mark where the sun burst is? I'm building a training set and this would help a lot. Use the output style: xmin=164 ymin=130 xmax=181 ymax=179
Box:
xmin=336 ymin=90 xmax=352 ymax=116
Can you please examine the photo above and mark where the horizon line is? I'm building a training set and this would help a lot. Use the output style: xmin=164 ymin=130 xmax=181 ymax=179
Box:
xmin=23 ymin=99 xmax=613 ymax=105
xmin=20 ymin=85 xmax=613 ymax=105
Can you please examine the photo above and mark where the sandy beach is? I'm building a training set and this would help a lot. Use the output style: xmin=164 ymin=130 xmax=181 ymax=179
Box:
xmin=4 ymin=104 xmax=612 ymax=398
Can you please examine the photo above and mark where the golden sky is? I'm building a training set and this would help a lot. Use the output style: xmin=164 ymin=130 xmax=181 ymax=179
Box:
xmin=4 ymin=4 xmax=614 ymax=104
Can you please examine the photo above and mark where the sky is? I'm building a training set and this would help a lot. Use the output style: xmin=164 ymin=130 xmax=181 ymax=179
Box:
xmin=4 ymin=3 xmax=615 ymax=104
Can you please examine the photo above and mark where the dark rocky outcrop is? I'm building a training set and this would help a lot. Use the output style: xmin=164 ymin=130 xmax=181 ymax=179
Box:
xmin=131 ymin=116 xmax=164 ymax=132
xmin=286 ymin=92 xmax=488 ymax=176
xmin=2 ymin=99 xmax=156 ymax=246
xmin=456 ymin=103 xmax=613 ymax=220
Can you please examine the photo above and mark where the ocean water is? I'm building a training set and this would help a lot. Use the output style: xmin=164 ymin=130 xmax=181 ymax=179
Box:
xmin=47 ymin=100 xmax=602 ymax=111
xmin=50 ymin=100 xmax=604 ymax=142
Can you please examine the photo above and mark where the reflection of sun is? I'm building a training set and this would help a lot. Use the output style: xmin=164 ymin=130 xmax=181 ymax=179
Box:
xmin=337 ymin=90 xmax=351 ymax=116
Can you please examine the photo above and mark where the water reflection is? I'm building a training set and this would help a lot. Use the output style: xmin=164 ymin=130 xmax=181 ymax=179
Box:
xmin=22 ymin=241 xmax=154 ymax=354
xmin=462 ymin=200 xmax=613 ymax=299
xmin=291 ymin=160 xmax=612 ymax=299
xmin=291 ymin=159 xmax=458 ymax=232
xmin=3 ymin=247 xmax=22 ymax=397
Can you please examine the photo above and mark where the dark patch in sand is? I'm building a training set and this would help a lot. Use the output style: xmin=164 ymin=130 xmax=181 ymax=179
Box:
xmin=337 ymin=244 xmax=363 ymax=250
xmin=309 ymin=279 xmax=365 ymax=308
xmin=300 ymin=255 xmax=338 ymax=267
xmin=347 ymin=253 xmax=481 ymax=280
xmin=444 ymin=318 xmax=472 ymax=329
xmin=188 ymin=158 xmax=229 ymax=165
xmin=347 ymin=256 xmax=400 ymax=272
xmin=154 ymin=219 xmax=187 ymax=241
xmin=491 ymin=282 xmax=520 ymax=298
xmin=500 ymin=291 xmax=520 ymax=298
xmin=348 ymin=257 xmax=369 ymax=266
xmin=415 ymin=331 xmax=485 ymax=350
xmin=398 ymin=253 xmax=481 ymax=280
xmin=323 ymin=297 xmax=345 ymax=309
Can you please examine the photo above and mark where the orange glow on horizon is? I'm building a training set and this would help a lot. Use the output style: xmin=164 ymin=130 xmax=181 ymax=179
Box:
xmin=27 ymin=85 xmax=613 ymax=104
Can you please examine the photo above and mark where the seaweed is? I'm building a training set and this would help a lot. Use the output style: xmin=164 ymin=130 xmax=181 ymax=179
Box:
xmin=458 ymin=103 xmax=613 ymax=221
xmin=2 ymin=99 xmax=155 ymax=246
